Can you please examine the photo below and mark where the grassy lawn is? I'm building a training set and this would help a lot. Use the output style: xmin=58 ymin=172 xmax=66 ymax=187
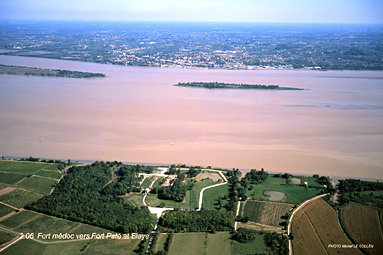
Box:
xmin=152 ymin=177 xmax=165 ymax=188
xmin=124 ymin=193 xmax=145 ymax=207
xmin=0 ymin=239 xmax=90 ymax=255
xmin=306 ymin=177 xmax=324 ymax=187
xmin=15 ymin=214 xmax=80 ymax=235
xmin=231 ymin=233 xmax=270 ymax=255
xmin=245 ymin=176 xmax=321 ymax=204
xmin=34 ymin=170 xmax=62 ymax=179
xmin=206 ymin=232 xmax=231 ymax=255
xmin=0 ymin=210 xmax=39 ymax=229
xmin=0 ymin=189 xmax=43 ymax=209
xmin=155 ymin=233 xmax=168 ymax=253
xmin=0 ymin=172 xmax=27 ymax=184
xmin=169 ymin=232 xmax=206 ymax=255
xmin=185 ymin=179 xmax=215 ymax=209
xmin=141 ymin=176 xmax=155 ymax=187
xmin=16 ymin=176 xmax=57 ymax=195
xmin=0 ymin=203 xmax=15 ymax=218
xmin=202 ymin=183 xmax=229 ymax=211
xmin=0 ymin=161 xmax=49 ymax=174
xmin=359 ymin=190 xmax=383 ymax=196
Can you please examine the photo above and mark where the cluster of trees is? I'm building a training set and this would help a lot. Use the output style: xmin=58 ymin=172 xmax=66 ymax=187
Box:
xmin=186 ymin=166 xmax=201 ymax=178
xmin=226 ymin=169 xmax=246 ymax=211
xmin=231 ymin=228 xmax=258 ymax=243
xmin=159 ymin=209 xmax=235 ymax=233
xmin=158 ymin=172 xmax=186 ymax=202
xmin=264 ymin=232 xmax=289 ymax=255
xmin=26 ymin=162 xmax=153 ymax=233
xmin=242 ymin=168 xmax=268 ymax=185
xmin=338 ymin=179 xmax=383 ymax=208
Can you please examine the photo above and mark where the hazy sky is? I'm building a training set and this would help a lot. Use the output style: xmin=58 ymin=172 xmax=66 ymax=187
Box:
xmin=1 ymin=0 xmax=382 ymax=24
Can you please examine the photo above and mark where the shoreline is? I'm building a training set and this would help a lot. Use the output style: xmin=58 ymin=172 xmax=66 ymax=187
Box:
xmin=2 ymin=156 xmax=382 ymax=182
xmin=1 ymin=54 xmax=383 ymax=73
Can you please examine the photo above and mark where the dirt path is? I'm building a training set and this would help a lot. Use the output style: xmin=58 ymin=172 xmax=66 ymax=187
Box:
xmin=0 ymin=187 xmax=16 ymax=196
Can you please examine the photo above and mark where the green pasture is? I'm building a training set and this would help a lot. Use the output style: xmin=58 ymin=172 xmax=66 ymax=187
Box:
xmin=0 ymin=161 xmax=49 ymax=174
xmin=0 ymin=172 xmax=27 ymax=184
xmin=0 ymin=210 xmax=39 ymax=229
xmin=144 ymin=193 xmax=185 ymax=208
xmin=0 ymin=189 xmax=43 ymax=209
xmin=169 ymin=232 xmax=206 ymax=255
xmin=16 ymin=176 xmax=57 ymax=194
xmin=124 ymin=193 xmax=145 ymax=207
xmin=41 ymin=163 xmax=60 ymax=171
xmin=141 ymin=176 xmax=155 ymax=187
xmin=34 ymin=170 xmax=62 ymax=179
xmin=0 ymin=203 xmax=15 ymax=218
xmin=206 ymin=232 xmax=231 ymax=255
xmin=15 ymin=215 xmax=80 ymax=235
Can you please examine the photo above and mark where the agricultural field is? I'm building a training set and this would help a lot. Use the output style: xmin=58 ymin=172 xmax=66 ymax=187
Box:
xmin=15 ymin=176 xmax=57 ymax=195
xmin=242 ymin=200 xmax=293 ymax=227
xmin=0 ymin=239 xmax=90 ymax=255
xmin=245 ymin=176 xmax=321 ymax=204
xmin=168 ymin=232 xmax=206 ymax=255
xmin=15 ymin=214 xmax=80 ymax=236
xmin=82 ymin=239 xmax=141 ymax=255
xmin=34 ymin=170 xmax=61 ymax=179
xmin=342 ymin=203 xmax=383 ymax=255
xmin=206 ymin=232 xmax=231 ymax=255
xmin=0 ymin=203 xmax=15 ymax=218
xmin=0 ymin=228 xmax=18 ymax=246
xmin=144 ymin=193 xmax=184 ymax=208
xmin=0 ymin=189 xmax=43 ymax=209
xmin=0 ymin=161 xmax=50 ymax=174
xmin=0 ymin=172 xmax=27 ymax=185
xmin=292 ymin=199 xmax=362 ymax=255
xmin=0 ymin=210 xmax=39 ymax=229
xmin=185 ymin=179 xmax=215 ymax=209
xmin=40 ymin=163 xmax=59 ymax=171
xmin=154 ymin=233 xmax=168 ymax=253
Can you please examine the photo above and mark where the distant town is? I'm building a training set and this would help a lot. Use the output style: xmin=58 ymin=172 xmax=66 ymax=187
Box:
xmin=0 ymin=21 xmax=382 ymax=70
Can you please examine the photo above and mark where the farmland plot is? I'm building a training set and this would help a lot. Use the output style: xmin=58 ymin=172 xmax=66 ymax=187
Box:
xmin=243 ymin=200 xmax=293 ymax=227
xmin=292 ymin=199 xmax=362 ymax=255
xmin=342 ymin=203 xmax=383 ymax=255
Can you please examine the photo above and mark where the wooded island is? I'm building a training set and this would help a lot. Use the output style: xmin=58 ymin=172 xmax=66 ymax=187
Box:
xmin=175 ymin=82 xmax=303 ymax=90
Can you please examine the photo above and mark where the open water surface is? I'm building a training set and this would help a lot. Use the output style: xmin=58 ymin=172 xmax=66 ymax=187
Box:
xmin=0 ymin=55 xmax=382 ymax=179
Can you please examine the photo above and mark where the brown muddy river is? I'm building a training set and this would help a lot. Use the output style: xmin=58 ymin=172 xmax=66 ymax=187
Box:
xmin=0 ymin=55 xmax=382 ymax=179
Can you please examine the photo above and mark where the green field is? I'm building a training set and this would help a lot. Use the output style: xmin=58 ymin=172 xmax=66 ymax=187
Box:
xmin=0 ymin=172 xmax=27 ymax=184
xmin=0 ymin=161 xmax=49 ymax=174
xmin=0 ymin=189 xmax=43 ymax=209
xmin=16 ymin=176 xmax=57 ymax=194
xmin=231 ymin=232 xmax=270 ymax=255
xmin=0 ymin=203 xmax=15 ymax=218
xmin=141 ymin=176 xmax=155 ymax=187
xmin=0 ymin=210 xmax=39 ymax=229
xmin=155 ymin=233 xmax=168 ymax=253
xmin=245 ymin=176 xmax=320 ymax=204
xmin=169 ymin=232 xmax=206 ymax=255
xmin=34 ymin=170 xmax=62 ymax=179
xmin=0 ymin=239 xmax=90 ymax=255
xmin=83 ymin=239 xmax=141 ymax=255
xmin=206 ymin=232 xmax=231 ymax=255
xmin=15 ymin=215 xmax=80 ymax=235
xmin=242 ymin=201 xmax=263 ymax=222
xmin=41 ymin=164 xmax=60 ymax=171
xmin=185 ymin=179 xmax=215 ymax=209
xmin=152 ymin=177 xmax=165 ymax=188
xmin=202 ymin=183 xmax=229 ymax=211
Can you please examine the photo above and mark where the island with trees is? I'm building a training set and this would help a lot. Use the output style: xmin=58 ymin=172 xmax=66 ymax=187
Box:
xmin=0 ymin=64 xmax=106 ymax=78
xmin=174 ymin=82 xmax=303 ymax=90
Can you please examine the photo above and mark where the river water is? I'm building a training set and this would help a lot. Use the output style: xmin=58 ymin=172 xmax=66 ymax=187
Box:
xmin=0 ymin=55 xmax=382 ymax=179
